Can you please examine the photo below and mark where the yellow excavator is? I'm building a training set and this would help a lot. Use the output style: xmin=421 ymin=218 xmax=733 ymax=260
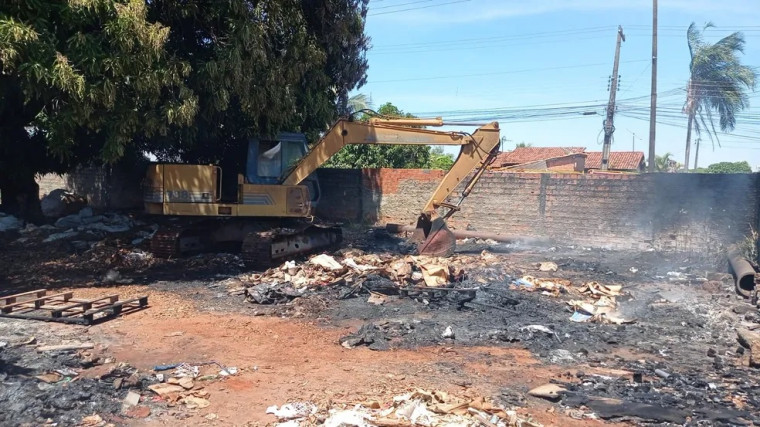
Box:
xmin=143 ymin=115 xmax=500 ymax=267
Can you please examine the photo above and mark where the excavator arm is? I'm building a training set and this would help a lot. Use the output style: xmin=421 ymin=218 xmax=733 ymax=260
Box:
xmin=281 ymin=117 xmax=501 ymax=256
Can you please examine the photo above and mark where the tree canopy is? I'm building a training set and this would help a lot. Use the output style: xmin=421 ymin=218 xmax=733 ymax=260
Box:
xmin=322 ymin=102 xmax=455 ymax=170
xmin=683 ymin=22 xmax=757 ymax=169
xmin=0 ymin=0 xmax=370 ymax=216
xmin=694 ymin=161 xmax=752 ymax=174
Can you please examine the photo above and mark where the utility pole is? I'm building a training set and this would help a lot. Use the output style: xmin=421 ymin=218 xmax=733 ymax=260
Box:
xmin=647 ymin=0 xmax=658 ymax=172
xmin=601 ymin=26 xmax=625 ymax=171
xmin=694 ymin=138 xmax=701 ymax=169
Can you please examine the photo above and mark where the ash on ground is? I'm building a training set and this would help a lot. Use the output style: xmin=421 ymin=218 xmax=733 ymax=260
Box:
xmin=232 ymin=231 xmax=760 ymax=425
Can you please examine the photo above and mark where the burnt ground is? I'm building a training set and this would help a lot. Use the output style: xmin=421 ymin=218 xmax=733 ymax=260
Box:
xmin=1 ymin=219 xmax=759 ymax=426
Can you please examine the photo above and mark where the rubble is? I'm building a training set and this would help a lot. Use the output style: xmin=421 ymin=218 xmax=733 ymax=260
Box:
xmin=736 ymin=328 xmax=760 ymax=367
xmin=40 ymin=189 xmax=87 ymax=218
xmin=0 ymin=213 xmax=22 ymax=232
xmin=265 ymin=389 xmax=542 ymax=427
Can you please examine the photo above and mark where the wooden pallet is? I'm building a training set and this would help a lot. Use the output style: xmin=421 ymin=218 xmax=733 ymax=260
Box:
xmin=0 ymin=289 xmax=148 ymax=325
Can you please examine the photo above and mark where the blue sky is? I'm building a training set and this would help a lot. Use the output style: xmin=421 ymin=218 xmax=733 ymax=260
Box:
xmin=356 ymin=0 xmax=760 ymax=169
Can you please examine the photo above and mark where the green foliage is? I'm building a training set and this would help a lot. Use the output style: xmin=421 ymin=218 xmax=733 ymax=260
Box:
xmin=654 ymin=152 xmax=680 ymax=172
xmin=144 ymin=0 xmax=370 ymax=166
xmin=514 ymin=142 xmax=532 ymax=148
xmin=1 ymin=0 xmax=196 ymax=162
xmin=695 ymin=161 xmax=752 ymax=174
xmin=429 ymin=147 xmax=455 ymax=170
xmin=684 ymin=23 xmax=757 ymax=168
xmin=323 ymin=102 xmax=454 ymax=169
xmin=0 ymin=0 xmax=370 ymax=215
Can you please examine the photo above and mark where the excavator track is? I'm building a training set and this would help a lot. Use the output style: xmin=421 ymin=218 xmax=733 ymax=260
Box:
xmin=241 ymin=231 xmax=274 ymax=268
xmin=150 ymin=220 xmax=342 ymax=270
xmin=242 ymin=225 xmax=343 ymax=269
xmin=150 ymin=228 xmax=181 ymax=258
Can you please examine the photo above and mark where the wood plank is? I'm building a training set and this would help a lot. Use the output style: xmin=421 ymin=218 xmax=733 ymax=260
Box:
xmin=0 ymin=311 xmax=88 ymax=325
xmin=1 ymin=289 xmax=47 ymax=305
xmin=48 ymin=295 xmax=119 ymax=317
xmin=83 ymin=296 xmax=148 ymax=323
xmin=0 ymin=292 xmax=73 ymax=313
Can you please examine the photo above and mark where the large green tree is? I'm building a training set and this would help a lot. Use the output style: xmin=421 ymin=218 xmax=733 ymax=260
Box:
xmin=324 ymin=102 xmax=455 ymax=169
xmin=1 ymin=0 xmax=370 ymax=218
xmin=144 ymin=0 xmax=369 ymax=166
xmin=1 ymin=0 xmax=195 ymax=217
xmin=683 ymin=23 xmax=757 ymax=170
xmin=694 ymin=161 xmax=752 ymax=174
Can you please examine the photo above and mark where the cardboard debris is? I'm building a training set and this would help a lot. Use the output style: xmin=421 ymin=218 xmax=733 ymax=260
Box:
xmin=367 ymin=293 xmax=388 ymax=305
xmin=310 ymin=254 xmax=345 ymax=271
xmin=581 ymin=281 xmax=622 ymax=297
xmin=36 ymin=372 xmax=63 ymax=383
xmin=148 ymin=383 xmax=185 ymax=397
xmin=538 ymin=261 xmax=558 ymax=272
xmin=419 ymin=263 xmax=449 ymax=287
xmin=265 ymin=390 xmax=542 ymax=427
xmin=183 ymin=395 xmax=211 ymax=409
xmin=79 ymin=414 xmax=105 ymax=426
xmin=240 ymin=253 xmax=467 ymax=303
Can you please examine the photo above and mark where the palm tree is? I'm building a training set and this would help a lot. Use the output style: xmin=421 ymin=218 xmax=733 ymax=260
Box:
xmin=683 ymin=23 xmax=757 ymax=170
xmin=346 ymin=93 xmax=372 ymax=114
xmin=654 ymin=152 xmax=675 ymax=172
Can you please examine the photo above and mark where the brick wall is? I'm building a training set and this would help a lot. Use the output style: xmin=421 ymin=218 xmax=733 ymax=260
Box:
xmin=315 ymin=168 xmax=445 ymax=223
xmin=316 ymin=169 xmax=760 ymax=253
xmin=35 ymin=163 xmax=760 ymax=253
xmin=37 ymin=174 xmax=67 ymax=198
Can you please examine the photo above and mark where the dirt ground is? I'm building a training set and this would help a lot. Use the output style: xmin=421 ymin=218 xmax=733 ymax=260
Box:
xmin=1 ymin=221 xmax=760 ymax=426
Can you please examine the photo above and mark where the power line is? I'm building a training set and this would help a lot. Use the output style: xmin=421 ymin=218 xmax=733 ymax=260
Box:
xmin=371 ymin=26 xmax=613 ymax=50
xmin=367 ymin=59 xmax=649 ymax=83
xmin=371 ymin=0 xmax=438 ymax=11
xmin=369 ymin=0 xmax=471 ymax=16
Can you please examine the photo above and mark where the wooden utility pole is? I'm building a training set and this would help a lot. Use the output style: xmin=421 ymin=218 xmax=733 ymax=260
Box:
xmin=647 ymin=0 xmax=658 ymax=172
xmin=601 ymin=26 xmax=625 ymax=171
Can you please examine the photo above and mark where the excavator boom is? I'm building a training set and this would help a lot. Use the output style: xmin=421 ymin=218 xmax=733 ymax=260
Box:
xmin=282 ymin=118 xmax=501 ymax=255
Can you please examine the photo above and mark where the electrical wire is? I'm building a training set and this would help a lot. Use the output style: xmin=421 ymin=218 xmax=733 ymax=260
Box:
xmin=367 ymin=59 xmax=649 ymax=84
xmin=369 ymin=0 xmax=471 ymax=16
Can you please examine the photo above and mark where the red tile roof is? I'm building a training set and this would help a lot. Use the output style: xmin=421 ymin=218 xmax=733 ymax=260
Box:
xmin=492 ymin=147 xmax=586 ymax=167
xmin=585 ymin=151 xmax=645 ymax=170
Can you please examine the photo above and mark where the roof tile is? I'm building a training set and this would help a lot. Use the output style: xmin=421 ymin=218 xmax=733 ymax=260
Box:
xmin=492 ymin=147 xmax=586 ymax=167
xmin=585 ymin=152 xmax=645 ymax=170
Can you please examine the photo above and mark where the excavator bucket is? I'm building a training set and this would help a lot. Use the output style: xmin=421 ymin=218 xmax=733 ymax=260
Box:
xmin=413 ymin=215 xmax=456 ymax=257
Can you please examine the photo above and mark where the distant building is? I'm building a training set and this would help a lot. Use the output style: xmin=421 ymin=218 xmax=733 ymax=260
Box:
xmin=489 ymin=147 xmax=646 ymax=173
xmin=584 ymin=152 xmax=646 ymax=173
xmin=490 ymin=147 xmax=586 ymax=172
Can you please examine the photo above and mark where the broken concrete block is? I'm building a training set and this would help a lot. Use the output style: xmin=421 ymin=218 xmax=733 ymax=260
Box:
xmin=528 ymin=384 xmax=566 ymax=401
xmin=736 ymin=328 xmax=760 ymax=368
xmin=124 ymin=391 xmax=141 ymax=407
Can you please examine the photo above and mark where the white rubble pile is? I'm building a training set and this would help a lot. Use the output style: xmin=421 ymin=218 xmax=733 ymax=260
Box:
xmin=40 ymin=189 xmax=86 ymax=218
xmin=54 ymin=207 xmax=137 ymax=233
xmin=0 ymin=213 xmax=22 ymax=232
xmin=265 ymin=389 xmax=543 ymax=427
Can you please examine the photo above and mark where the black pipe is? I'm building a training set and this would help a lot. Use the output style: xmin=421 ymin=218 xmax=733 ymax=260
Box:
xmin=727 ymin=245 xmax=757 ymax=298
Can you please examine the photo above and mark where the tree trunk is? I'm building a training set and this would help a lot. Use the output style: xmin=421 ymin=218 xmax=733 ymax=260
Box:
xmin=0 ymin=172 xmax=42 ymax=222
xmin=684 ymin=112 xmax=694 ymax=170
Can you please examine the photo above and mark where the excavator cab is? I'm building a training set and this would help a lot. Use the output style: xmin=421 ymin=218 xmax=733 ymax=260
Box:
xmin=245 ymin=133 xmax=320 ymax=205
